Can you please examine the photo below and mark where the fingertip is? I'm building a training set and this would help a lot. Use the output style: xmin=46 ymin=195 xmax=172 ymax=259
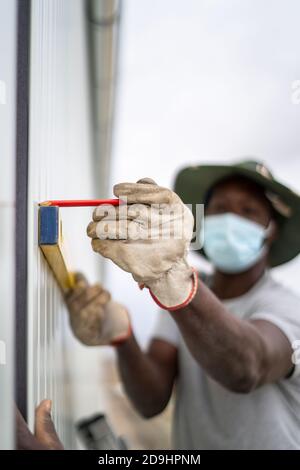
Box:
xmin=45 ymin=399 xmax=52 ymax=414
xmin=74 ymin=272 xmax=86 ymax=282
xmin=92 ymin=207 xmax=98 ymax=221
xmin=35 ymin=399 xmax=51 ymax=416
xmin=136 ymin=177 xmax=157 ymax=185
xmin=113 ymin=182 xmax=132 ymax=197
xmin=113 ymin=183 xmax=122 ymax=197
xmin=86 ymin=221 xmax=94 ymax=237
xmin=74 ymin=272 xmax=89 ymax=288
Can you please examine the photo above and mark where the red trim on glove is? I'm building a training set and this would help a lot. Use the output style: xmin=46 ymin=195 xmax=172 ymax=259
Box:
xmin=149 ymin=268 xmax=198 ymax=311
xmin=110 ymin=322 xmax=132 ymax=347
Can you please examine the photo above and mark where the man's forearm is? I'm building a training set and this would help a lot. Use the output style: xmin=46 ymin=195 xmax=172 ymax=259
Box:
xmin=171 ymin=281 xmax=267 ymax=392
xmin=115 ymin=334 xmax=173 ymax=417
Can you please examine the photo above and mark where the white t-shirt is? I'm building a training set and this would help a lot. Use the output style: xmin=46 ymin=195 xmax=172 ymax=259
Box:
xmin=152 ymin=271 xmax=300 ymax=450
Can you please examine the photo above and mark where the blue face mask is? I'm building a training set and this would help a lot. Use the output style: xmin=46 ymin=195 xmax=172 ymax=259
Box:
xmin=203 ymin=213 xmax=271 ymax=273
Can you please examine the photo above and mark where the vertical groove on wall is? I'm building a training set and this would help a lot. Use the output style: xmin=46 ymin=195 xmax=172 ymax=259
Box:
xmin=15 ymin=0 xmax=31 ymax=419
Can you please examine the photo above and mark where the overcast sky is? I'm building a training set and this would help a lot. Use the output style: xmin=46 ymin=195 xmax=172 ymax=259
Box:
xmin=107 ymin=0 xmax=300 ymax=344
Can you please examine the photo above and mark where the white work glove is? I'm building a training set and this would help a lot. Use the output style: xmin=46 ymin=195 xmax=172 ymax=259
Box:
xmin=87 ymin=178 xmax=198 ymax=311
xmin=65 ymin=273 xmax=131 ymax=346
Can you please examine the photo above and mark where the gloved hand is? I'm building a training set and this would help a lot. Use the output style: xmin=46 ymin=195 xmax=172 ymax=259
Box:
xmin=87 ymin=178 xmax=198 ymax=311
xmin=65 ymin=273 xmax=131 ymax=346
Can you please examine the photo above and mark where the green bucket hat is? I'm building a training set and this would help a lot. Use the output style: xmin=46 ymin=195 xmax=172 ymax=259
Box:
xmin=174 ymin=160 xmax=300 ymax=267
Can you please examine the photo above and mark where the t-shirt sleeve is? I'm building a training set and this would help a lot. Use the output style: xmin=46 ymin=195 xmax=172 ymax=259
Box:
xmin=250 ymin=284 xmax=300 ymax=379
xmin=151 ymin=309 xmax=180 ymax=347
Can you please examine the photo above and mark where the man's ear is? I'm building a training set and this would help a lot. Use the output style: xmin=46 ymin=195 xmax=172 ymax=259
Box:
xmin=266 ymin=219 xmax=279 ymax=246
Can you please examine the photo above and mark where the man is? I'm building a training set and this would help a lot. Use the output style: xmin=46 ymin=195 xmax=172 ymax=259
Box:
xmin=79 ymin=159 xmax=300 ymax=450
xmin=25 ymin=159 xmax=300 ymax=450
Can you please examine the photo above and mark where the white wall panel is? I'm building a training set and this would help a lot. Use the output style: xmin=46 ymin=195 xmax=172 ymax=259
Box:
xmin=0 ymin=0 xmax=17 ymax=450
xmin=28 ymin=0 xmax=106 ymax=448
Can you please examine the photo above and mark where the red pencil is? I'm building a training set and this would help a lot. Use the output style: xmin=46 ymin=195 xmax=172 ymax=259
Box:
xmin=39 ymin=198 xmax=122 ymax=207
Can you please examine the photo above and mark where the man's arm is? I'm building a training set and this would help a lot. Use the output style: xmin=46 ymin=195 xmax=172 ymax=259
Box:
xmin=64 ymin=275 xmax=177 ymax=418
xmin=116 ymin=335 xmax=178 ymax=418
xmin=171 ymin=281 xmax=294 ymax=393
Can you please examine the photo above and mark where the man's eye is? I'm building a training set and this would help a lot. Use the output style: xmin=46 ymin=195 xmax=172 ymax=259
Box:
xmin=243 ymin=206 xmax=256 ymax=216
xmin=211 ymin=204 xmax=226 ymax=213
